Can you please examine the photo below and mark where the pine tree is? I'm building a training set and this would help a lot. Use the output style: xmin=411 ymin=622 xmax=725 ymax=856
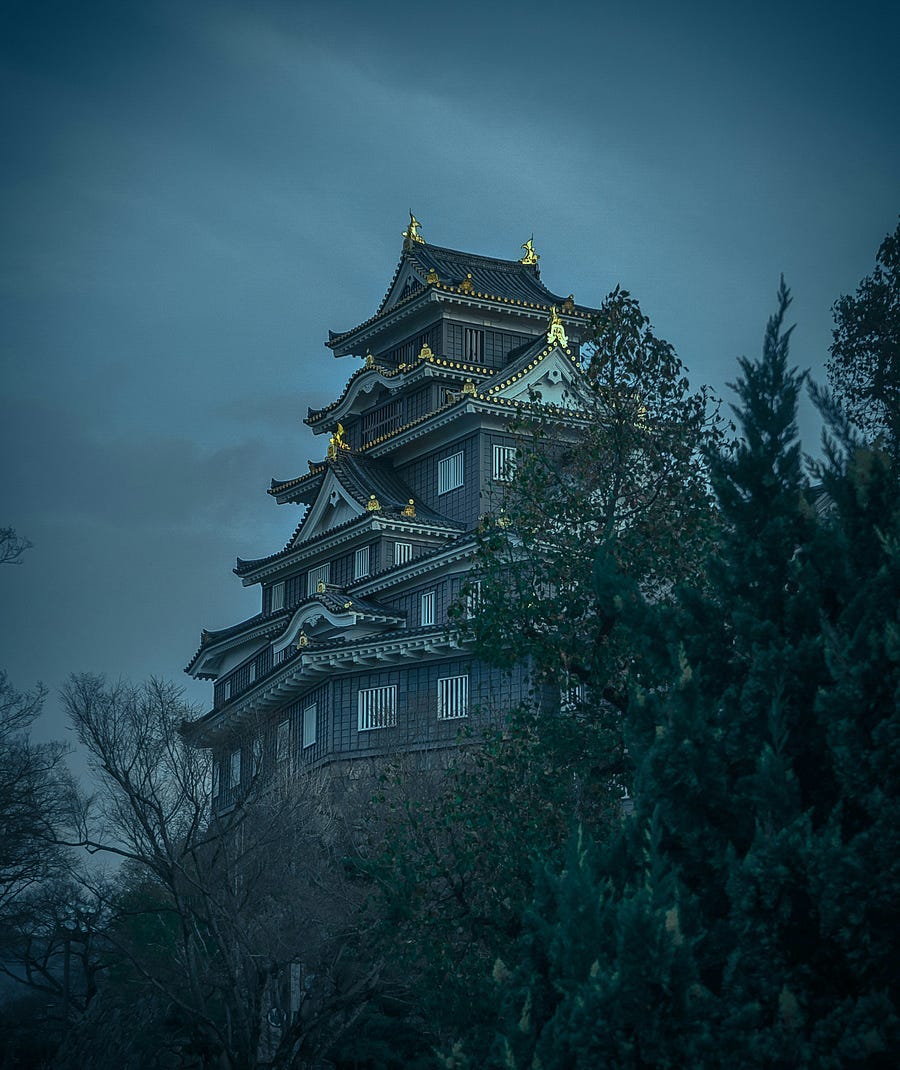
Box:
xmin=473 ymin=279 xmax=899 ymax=1067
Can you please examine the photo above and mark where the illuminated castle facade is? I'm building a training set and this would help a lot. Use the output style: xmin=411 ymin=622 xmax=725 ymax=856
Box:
xmin=186 ymin=218 xmax=594 ymax=803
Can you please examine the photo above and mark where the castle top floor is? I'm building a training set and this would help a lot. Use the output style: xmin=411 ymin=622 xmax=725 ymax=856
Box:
xmin=324 ymin=216 xmax=595 ymax=372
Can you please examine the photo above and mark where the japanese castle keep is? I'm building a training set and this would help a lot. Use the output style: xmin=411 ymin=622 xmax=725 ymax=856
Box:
xmin=186 ymin=217 xmax=595 ymax=800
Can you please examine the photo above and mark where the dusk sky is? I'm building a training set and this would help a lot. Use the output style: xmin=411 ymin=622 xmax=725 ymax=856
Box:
xmin=2 ymin=0 xmax=898 ymax=756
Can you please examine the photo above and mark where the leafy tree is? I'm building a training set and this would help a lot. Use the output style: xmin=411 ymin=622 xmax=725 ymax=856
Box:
xmin=471 ymin=280 xmax=899 ymax=1068
xmin=365 ymin=289 xmax=723 ymax=1063
xmin=828 ymin=218 xmax=900 ymax=452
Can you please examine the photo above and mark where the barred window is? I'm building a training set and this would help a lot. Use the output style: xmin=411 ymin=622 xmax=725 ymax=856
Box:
xmin=465 ymin=579 xmax=482 ymax=619
xmin=358 ymin=685 xmax=397 ymax=731
xmin=270 ymin=581 xmax=285 ymax=611
xmin=302 ymin=703 xmax=317 ymax=749
xmin=492 ymin=444 xmax=517 ymax=482
xmin=394 ymin=541 xmax=413 ymax=566
xmin=438 ymin=451 xmax=464 ymax=494
xmin=438 ymin=674 xmax=469 ymax=720
xmin=276 ymin=720 xmax=290 ymax=763
xmin=354 ymin=546 xmax=370 ymax=580
xmin=463 ymin=328 xmax=483 ymax=362
xmin=420 ymin=590 xmax=435 ymax=627
xmin=307 ymin=563 xmax=330 ymax=595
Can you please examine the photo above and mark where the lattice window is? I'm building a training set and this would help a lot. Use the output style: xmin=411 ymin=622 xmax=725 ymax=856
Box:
xmin=420 ymin=590 xmax=435 ymax=626
xmin=302 ymin=703 xmax=317 ymax=748
xmin=463 ymin=328 xmax=483 ymax=362
xmin=465 ymin=579 xmax=482 ymax=619
xmin=438 ymin=675 xmax=469 ymax=720
xmin=362 ymin=399 xmax=402 ymax=445
xmin=438 ymin=451 xmax=464 ymax=494
xmin=270 ymin=581 xmax=285 ymax=611
xmin=276 ymin=720 xmax=290 ymax=763
xmin=307 ymin=563 xmax=330 ymax=595
xmin=358 ymin=685 xmax=397 ymax=731
xmin=492 ymin=444 xmax=517 ymax=482
xmin=354 ymin=546 xmax=370 ymax=580
xmin=394 ymin=541 xmax=413 ymax=566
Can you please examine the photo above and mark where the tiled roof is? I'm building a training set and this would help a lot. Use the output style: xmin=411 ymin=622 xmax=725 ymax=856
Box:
xmin=184 ymin=607 xmax=289 ymax=674
xmin=306 ymin=354 xmax=492 ymax=425
xmin=237 ymin=455 xmax=464 ymax=576
xmin=327 ymin=241 xmax=595 ymax=352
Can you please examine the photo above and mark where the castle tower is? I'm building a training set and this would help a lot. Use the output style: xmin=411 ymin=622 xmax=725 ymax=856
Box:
xmin=186 ymin=219 xmax=594 ymax=805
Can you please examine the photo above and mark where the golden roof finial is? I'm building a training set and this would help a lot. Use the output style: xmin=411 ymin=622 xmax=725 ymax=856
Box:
xmin=327 ymin=422 xmax=351 ymax=460
xmin=403 ymin=212 xmax=425 ymax=246
xmin=418 ymin=340 xmax=434 ymax=361
xmin=520 ymin=236 xmax=540 ymax=265
xmin=366 ymin=493 xmax=381 ymax=512
xmin=402 ymin=498 xmax=416 ymax=517
xmin=461 ymin=378 xmax=477 ymax=396
xmin=425 ymin=267 xmax=440 ymax=285
xmin=546 ymin=306 xmax=568 ymax=348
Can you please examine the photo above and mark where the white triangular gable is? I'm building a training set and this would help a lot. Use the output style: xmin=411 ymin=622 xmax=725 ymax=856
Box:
xmin=291 ymin=469 xmax=364 ymax=546
xmin=490 ymin=346 xmax=583 ymax=408
xmin=380 ymin=260 xmax=426 ymax=314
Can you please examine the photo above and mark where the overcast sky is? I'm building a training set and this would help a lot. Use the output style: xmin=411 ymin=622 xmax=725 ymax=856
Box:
xmin=2 ymin=0 xmax=898 ymax=754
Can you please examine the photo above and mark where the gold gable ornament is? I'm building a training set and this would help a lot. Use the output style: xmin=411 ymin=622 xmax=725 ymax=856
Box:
xmin=366 ymin=494 xmax=381 ymax=512
xmin=461 ymin=378 xmax=477 ymax=396
xmin=546 ymin=306 xmax=568 ymax=348
xmin=403 ymin=212 xmax=425 ymax=246
xmin=365 ymin=352 xmax=375 ymax=368
xmin=520 ymin=236 xmax=540 ymax=265
xmin=425 ymin=267 xmax=440 ymax=285
xmin=402 ymin=498 xmax=416 ymax=518
xmin=561 ymin=294 xmax=575 ymax=312
xmin=297 ymin=632 xmax=309 ymax=649
xmin=327 ymin=422 xmax=351 ymax=460
xmin=459 ymin=273 xmax=475 ymax=295
xmin=316 ymin=580 xmax=326 ymax=594
xmin=418 ymin=341 xmax=434 ymax=361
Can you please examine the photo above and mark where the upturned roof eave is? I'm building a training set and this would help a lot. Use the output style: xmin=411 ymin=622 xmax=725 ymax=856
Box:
xmin=327 ymin=278 xmax=594 ymax=356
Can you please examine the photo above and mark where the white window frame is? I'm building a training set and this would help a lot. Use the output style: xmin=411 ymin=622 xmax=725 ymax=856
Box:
xmin=394 ymin=541 xmax=413 ymax=566
xmin=420 ymin=590 xmax=436 ymax=627
xmin=354 ymin=546 xmax=370 ymax=580
xmin=357 ymin=685 xmax=397 ymax=731
xmin=307 ymin=563 xmax=330 ymax=595
xmin=438 ymin=674 xmax=469 ymax=720
xmin=270 ymin=581 xmax=285 ymax=611
xmin=276 ymin=720 xmax=290 ymax=764
xmin=465 ymin=579 xmax=482 ymax=619
xmin=463 ymin=327 xmax=483 ymax=362
xmin=492 ymin=444 xmax=517 ymax=482
xmin=302 ymin=703 xmax=317 ymax=749
xmin=438 ymin=451 xmax=464 ymax=494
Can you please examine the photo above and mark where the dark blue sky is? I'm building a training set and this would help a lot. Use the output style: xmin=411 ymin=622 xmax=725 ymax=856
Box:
xmin=2 ymin=0 xmax=898 ymax=748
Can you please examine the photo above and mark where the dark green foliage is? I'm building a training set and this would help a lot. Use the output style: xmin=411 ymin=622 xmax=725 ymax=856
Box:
xmin=365 ymin=289 xmax=722 ymax=1063
xmin=828 ymin=219 xmax=900 ymax=453
xmin=465 ymin=276 xmax=899 ymax=1067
